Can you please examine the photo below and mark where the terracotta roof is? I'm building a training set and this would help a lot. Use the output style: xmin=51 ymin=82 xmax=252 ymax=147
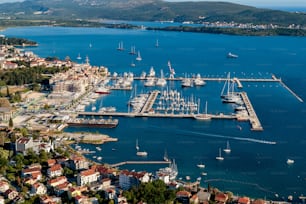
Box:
xmin=17 ymin=138 xmax=31 ymax=144
xmin=47 ymin=159 xmax=56 ymax=167
xmin=49 ymin=164 xmax=62 ymax=172
xmin=80 ymin=169 xmax=96 ymax=177
xmin=176 ymin=190 xmax=191 ymax=197
xmin=215 ymin=193 xmax=228 ymax=203
xmin=238 ymin=197 xmax=250 ymax=204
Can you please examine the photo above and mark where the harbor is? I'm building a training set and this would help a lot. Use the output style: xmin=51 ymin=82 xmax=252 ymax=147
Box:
xmin=69 ymin=73 xmax=304 ymax=132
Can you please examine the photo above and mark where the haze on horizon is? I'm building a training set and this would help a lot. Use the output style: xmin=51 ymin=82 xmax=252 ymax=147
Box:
xmin=0 ymin=0 xmax=305 ymax=10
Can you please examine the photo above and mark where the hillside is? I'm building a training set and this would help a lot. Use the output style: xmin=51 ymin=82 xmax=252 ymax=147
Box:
xmin=0 ymin=0 xmax=305 ymax=26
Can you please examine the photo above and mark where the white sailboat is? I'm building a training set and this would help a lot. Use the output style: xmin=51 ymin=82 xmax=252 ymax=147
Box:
xmin=117 ymin=41 xmax=124 ymax=51
xmin=194 ymin=100 xmax=211 ymax=120
xmin=156 ymin=69 xmax=167 ymax=86
xmin=163 ymin=149 xmax=169 ymax=162
xmin=197 ymin=162 xmax=205 ymax=168
xmin=136 ymin=139 xmax=148 ymax=156
xmin=129 ymin=46 xmax=136 ymax=55
xmin=136 ymin=51 xmax=142 ymax=61
xmin=216 ymin=148 xmax=224 ymax=161
xmin=136 ymin=139 xmax=139 ymax=151
xmin=155 ymin=39 xmax=159 ymax=47
xmin=223 ymin=141 xmax=231 ymax=153
xmin=76 ymin=53 xmax=82 ymax=60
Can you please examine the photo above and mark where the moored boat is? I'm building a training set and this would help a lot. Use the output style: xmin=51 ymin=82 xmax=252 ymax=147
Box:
xmin=66 ymin=118 xmax=118 ymax=128
xmin=95 ymin=86 xmax=110 ymax=94
xmin=287 ymin=159 xmax=294 ymax=164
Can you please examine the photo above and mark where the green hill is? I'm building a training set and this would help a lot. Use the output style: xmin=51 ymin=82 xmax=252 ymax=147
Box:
xmin=0 ymin=0 xmax=306 ymax=26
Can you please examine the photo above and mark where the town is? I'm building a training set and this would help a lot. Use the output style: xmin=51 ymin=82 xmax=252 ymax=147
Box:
xmin=0 ymin=38 xmax=297 ymax=204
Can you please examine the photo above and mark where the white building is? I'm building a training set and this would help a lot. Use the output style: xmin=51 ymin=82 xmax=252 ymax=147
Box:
xmin=77 ymin=169 xmax=99 ymax=186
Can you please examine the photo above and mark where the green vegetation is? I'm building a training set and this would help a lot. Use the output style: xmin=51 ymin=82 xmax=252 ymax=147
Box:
xmin=0 ymin=65 xmax=69 ymax=86
xmin=147 ymin=25 xmax=306 ymax=36
xmin=0 ymin=36 xmax=37 ymax=46
xmin=123 ymin=180 xmax=177 ymax=204
xmin=0 ymin=0 xmax=305 ymax=28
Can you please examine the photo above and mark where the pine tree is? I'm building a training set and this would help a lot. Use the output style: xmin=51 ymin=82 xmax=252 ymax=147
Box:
xmin=9 ymin=117 xmax=13 ymax=128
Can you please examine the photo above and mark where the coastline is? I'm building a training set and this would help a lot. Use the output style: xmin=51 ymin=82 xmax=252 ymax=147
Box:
xmin=55 ymin=132 xmax=118 ymax=145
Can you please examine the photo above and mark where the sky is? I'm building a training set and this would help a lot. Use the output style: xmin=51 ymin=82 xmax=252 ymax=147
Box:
xmin=0 ymin=0 xmax=305 ymax=9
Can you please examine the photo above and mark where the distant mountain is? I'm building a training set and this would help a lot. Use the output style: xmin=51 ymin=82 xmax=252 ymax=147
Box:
xmin=0 ymin=0 xmax=306 ymax=26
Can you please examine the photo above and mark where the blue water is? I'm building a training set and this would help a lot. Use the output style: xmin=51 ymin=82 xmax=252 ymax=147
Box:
xmin=2 ymin=26 xmax=306 ymax=200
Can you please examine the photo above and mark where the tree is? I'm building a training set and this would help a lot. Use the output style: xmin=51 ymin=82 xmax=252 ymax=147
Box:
xmin=6 ymin=86 xmax=10 ymax=97
xmin=9 ymin=117 xmax=13 ymax=128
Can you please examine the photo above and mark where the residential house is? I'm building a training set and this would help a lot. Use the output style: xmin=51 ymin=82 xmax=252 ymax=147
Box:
xmin=68 ymin=186 xmax=87 ymax=199
xmin=101 ymin=178 xmax=111 ymax=190
xmin=0 ymin=107 xmax=12 ymax=122
xmin=119 ymin=170 xmax=150 ymax=190
xmin=47 ymin=164 xmax=63 ymax=178
xmin=30 ymin=183 xmax=47 ymax=196
xmin=105 ymin=188 xmax=116 ymax=200
xmin=4 ymin=189 xmax=18 ymax=200
xmin=0 ymin=180 xmax=9 ymax=193
xmin=1 ymin=61 xmax=18 ymax=69
xmin=252 ymin=199 xmax=266 ymax=204
xmin=238 ymin=197 xmax=251 ymax=204
xmin=40 ymin=195 xmax=62 ymax=204
xmin=0 ymin=196 xmax=4 ymax=204
xmin=47 ymin=159 xmax=57 ymax=167
xmin=214 ymin=192 xmax=229 ymax=204
xmin=77 ymin=168 xmax=99 ymax=186
xmin=53 ymin=181 xmax=71 ymax=196
xmin=197 ymin=190 xmax=211 ymax=204
xmin=15 ymin=137 xmax=34 ymax=154
xmin=67 ymin=156 xmax=89 ymax=171
xmin=48 ymin=176 xmax=68 ymax=188
xmin=176 ymin=190 xmax=191 ymax=204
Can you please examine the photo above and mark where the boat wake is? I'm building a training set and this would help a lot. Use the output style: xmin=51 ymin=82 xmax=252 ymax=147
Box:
xmin=179 ymin=130 xmax=276 ymax=145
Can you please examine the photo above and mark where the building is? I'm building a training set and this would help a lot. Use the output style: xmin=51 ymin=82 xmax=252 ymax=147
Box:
xmin=48 ymin=176 xmax=68 ymax=188
xmin=30 ymin=183 xmax=47 ymax=195
xmin=4 ymin=189 xmax=18 ymax=200
xmin=176 ymin=190 xmax=192 ymax=204
xmin=77 ymin=168 xmax=99 ymax=186
xmin=0 ymin=107 xmax=12 ymax=122
xmin=238 ymin=197 xmax=251 ymax=204
xmin=214 ymin=192 xmax=229 ymax=204
xmin=47 ymin=164 xmax=63 ymax=178
xmin=119 ymin=170 xmax=150 ymax=190
xmin=0 ymin=180 xmax=9 ymax=193
xmin=15 ymin=137 xmax=34 ymax=154
xmin=67 ymin=156 xmax=89 ymax=171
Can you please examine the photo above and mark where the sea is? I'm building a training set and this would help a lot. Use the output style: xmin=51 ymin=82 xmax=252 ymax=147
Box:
xmin=2 ymin=24 xmax=306 ymax=200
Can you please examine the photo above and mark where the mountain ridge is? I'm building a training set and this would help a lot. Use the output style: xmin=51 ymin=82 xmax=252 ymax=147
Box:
xmin=0 ymin=0 xmax=305 ymax=26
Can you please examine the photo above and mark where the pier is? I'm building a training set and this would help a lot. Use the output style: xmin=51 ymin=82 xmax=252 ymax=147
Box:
xmin=140 ymin=90 xmax=160 ymax=113
xmin=233 ymin=77 xmax=243 ymax=88
xmin=279 ymin=79 xmax=303 ymax=103
xmin=110 ymin=160 xmax=171 ymax=168
xmin=239 ymin=92 xmax=263 ymax=131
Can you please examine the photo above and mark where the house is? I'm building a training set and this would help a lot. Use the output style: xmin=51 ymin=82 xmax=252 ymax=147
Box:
xmin=4 ymin=189 xmax=18 ymax=200
xmin=47 ymin=159 xmax=57 ymax=167
xmin=15 ymin=137 xmax=34 ymax=154
xmin=0 ymin=196 xmax=4 ymax=204
xmin=197 ymin=190 xmax=211 ymax=204
xmin=214 ymin=192 xmax=228 ymax=204
xmin=68 ymin=156 xmax=89 ymax=171
xmin=47 ymin=164 xmax=63 ymax=178
xmin=48 ymin=176 xmax=68 ymax=187
xmin=0 ymin=180 xmax=10 ymax=193
xmin=0 ymin=107 xmax=12 ymax=122
xmin=252 ymin=199 xmax=266 ymax=204
xmin=68 ymin=186 xmax=87 ymax=199
xmin=21 ymin=166 xmax=41 ymax=178
xmin=238 ymin=197 xmax=251 ymax=204
xmin=119 ymin=170 xmax=150 ymax=190
xmin=1 ymin=61 xmax=18 ymax=69
xmin=77 ymin=168 xmax=99 ymax=186
xmin=105 ymin=188 xmax=116 ymax=200
xmin=53 ymin=182 xmax=71 ymax=196
xmin=190 ymin=194 xmax=199 ymax=204
xmin=101 ymin=178 xmax=111 ymax=189
xmin=40 ymin=195 xmax=62 ymax=204
xmin=176 ymin=190 xmax=191 ymax=204
xmin=30 ymin=183 xmax=47 ymax=195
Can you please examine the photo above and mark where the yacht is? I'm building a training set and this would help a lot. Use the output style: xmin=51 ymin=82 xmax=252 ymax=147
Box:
xmin=77 ymin=53 xmax=82 ymax=60
xmin=181 ymin=78 xmax=192 ymax=88
xmin=147 ymin=66 xmax=156 ymax=78
xmin=95 ymin=86 xmax=110 ymax=94
xmin=163 ymin=150 xmax=169 ymax=162
xmin=201 ymin=172 xmax=208 ymax=176
xmin=156 ymin=159 xmax=178 ymax=181
xmin=197 ymin=163 xmax=205 ymax=168
xmin=136 ymin=51 xmax=142 ymax=61
xmin=223 ymin=141 xmax=231 ymax=153
xmin=287 ymin=159 xmax=294 ymax=164
xmin=193 ymin=74 xmax=206 ymax=86
xmin=216 ymin=148 xmax=224 ymax=161
xmin=144 ymin=78 xmax=155 ymax=87
xmin=194 ymin=100 xmax=211 ymax=120
xmin=227 ymin=52 xmax=238 ymax=58
xmin=156 ymin=69 xmax=167 ymax=86
xmin=136 ymin=151 xmax=148 ymax=157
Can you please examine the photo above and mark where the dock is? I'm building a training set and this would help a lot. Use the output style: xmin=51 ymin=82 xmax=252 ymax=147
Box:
xmin=240 ymin=92 xmax=263 ymax=131
xmin=110 ymin=160 xmax=171 ymax=168
xmin=279 ymin=79 xmax=303 ymax=103
xmin=140 ymin=90 xmax=160 ymax=113
xmin=233 ymin=77 xmax=243 ymax=88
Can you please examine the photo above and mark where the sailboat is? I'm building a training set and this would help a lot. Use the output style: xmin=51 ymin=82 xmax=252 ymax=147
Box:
xmin=136 ymin=139 xmax=148 ymax=156
xmin=129 ymin=46 xmax=136 ymax=55
xmin=117 ymin=41 xmax=124 ymax=51
xmin=156 ymin=69 xmax=167 ymax=86
xmin=197 ymin=162 xmax=205 ymax=168
xmin=136 ymin=139 xmax=139 ymax=151
xmin=155 ymin=39 xmax=159 ymax=47
xmin=76 ymin=53 xmax=82 ymax=60
xmin=221 ymin=72 xmax=240 ymax=103
xmin=223 ymin=141 xmax=231 ymax=153
xmin=136 ymin=51 xmax=142 ymax=61
xmin=163 ymin=150 xmax=169 ymax=162
xmin=216 ymin=148 xmax=224 ymax=161
xmin=194 ymin=100 xmax=211 ymax=120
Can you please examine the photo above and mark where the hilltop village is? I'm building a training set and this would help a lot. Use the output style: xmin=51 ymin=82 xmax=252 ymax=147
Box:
xmin=0 ymin=39 xmax=289 ymax=204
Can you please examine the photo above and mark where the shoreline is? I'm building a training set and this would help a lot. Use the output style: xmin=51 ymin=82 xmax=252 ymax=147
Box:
xmin=55 ymin=132 xmax=118 ymax=145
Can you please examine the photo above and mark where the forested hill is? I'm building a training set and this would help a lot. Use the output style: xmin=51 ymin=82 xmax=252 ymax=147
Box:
xmin=0 ymin=0 xmax=306 ymax=26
